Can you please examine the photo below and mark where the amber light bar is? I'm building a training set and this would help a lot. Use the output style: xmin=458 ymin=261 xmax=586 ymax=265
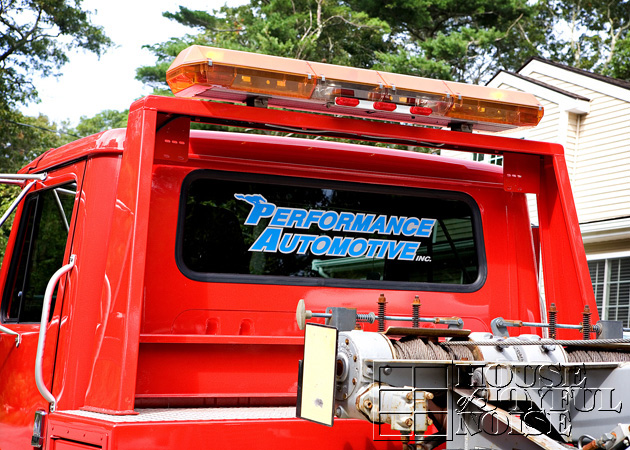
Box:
xmin=166 ymin=45 xmax=544 ymax=132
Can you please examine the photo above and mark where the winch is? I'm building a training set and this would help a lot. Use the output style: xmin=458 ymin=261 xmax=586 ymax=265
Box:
xmin=297 ymin=298 xmax=630 ymax=450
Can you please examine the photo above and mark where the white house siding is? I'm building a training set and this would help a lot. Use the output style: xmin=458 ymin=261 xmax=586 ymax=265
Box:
xmin=520 ymin=71 xmax=630 ymax=223
xmin=566 ymin=113 xmax=578 ymax=177
xmin=569 ymin=100 xmax=630 ymax=223
xmin=528 ymin=72 xmax=594 ymax=98
xmin=484 ymin=70 xmax=630 ymax=227
xmin=585 ymin=240 xmax=630 ymax=257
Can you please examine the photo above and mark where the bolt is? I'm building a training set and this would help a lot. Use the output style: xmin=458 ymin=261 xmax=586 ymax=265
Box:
xmin=405 ymin=418 xmax=413 ymax=427
xmin=352 ymin=378 xmax=357 ymax=385
xmin=353 ymin=355 xmax=357 ymax=362
xmin=345 ymin=338 xmax=349 ymax=345
xmin=335 ymin=407 xmax=343 ymax=417
xmin=426 ymin=392 xmax=434 ymax=400
xmin=364 ymin=399 xmax=373 ymax=409
xmin=406 ymin=392 xmax=413 ymax=402
xmin=383 ymin=367 xmax=392 ymax=375
xmin=343 ymin=393 xmax=348 ymax=400
xmin=427 ymin=418 xmax=433 ymax=426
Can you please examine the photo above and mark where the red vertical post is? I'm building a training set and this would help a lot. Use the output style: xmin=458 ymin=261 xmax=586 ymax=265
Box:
xmin=82 ymin=99 xmax=159 ymax=414
xmin=537 ymin=154 xmax=597 ymax=338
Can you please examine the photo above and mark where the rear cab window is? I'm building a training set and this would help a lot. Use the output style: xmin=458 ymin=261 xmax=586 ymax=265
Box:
xmin=177 ymin=171 xmax=486 ymax=291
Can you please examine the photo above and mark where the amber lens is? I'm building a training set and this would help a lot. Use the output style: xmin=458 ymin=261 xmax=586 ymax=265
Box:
xmin=448 ymin=98 xmax=543 ymax=127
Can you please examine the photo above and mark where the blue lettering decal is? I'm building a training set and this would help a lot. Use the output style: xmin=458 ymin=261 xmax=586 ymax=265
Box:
xmin=249 ymin=227 xmax=282 ymax=252
xmin=348 ymin=238 xmax=369 ymax=257
xmin=238 ymin=193 xmax=437 ymax=262
xmin=399 ymin=242 xmax=421 ymax=260
xmin=311 ymin=236 xmax=333 ymax=255
xmin=269 ymin=207 xmax=292 ymax=227
xmin=296 ymin=235 xmax=317 ymax=254
xmin=415 ymin=219 xmax=437 ymax=237
xmin=366 ymin=239 xmax=386 ymax=257
xmin=367 ymin=215 xmax=387 ymax=234
xmin=286 ymin=208 xmax=308 ymax=228
xmin=402 ymin=217 xmax=420 ymax=236
xmin=334 ymin=212 xmax=355 ymax=231
xmin=235 ymin=194 xmax=276 ymax=225
xmin=377 ymin=240 xmax=405 ymax=259
xmin=278 ymin=232 xmax=300 ymax=253
xmin=385 ymin=216 xmax=405 ymax=235
xmin=301 ymin=210 xmax=324 ymax=229
xmin=327 ymin=236 xmax=352 ymax=256
xmin=318 ymin=211 xmax=339 ymax=231
xmin=350 ymin=214 xmax=374 ymax=233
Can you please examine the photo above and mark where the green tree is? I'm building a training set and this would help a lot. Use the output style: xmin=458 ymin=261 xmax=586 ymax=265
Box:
xmin=139 ymin=0 xmax=630 ymax=91
xmin=74 ymin=109 xmax=128 ymax=137
xmin=137 ymin=0 xmax=392 ymax=92
xmin=137 ymin=0 xmax=549 ymax=86
xmin=1 ymin=0 xmax=112 ymax=108
xmin=539 ymin=0 xmax=630 ymax=80
xmin=0 ymin=109 xmax=74 ymax=173
xmin=348 ymin=0 xmax=543 ymax=83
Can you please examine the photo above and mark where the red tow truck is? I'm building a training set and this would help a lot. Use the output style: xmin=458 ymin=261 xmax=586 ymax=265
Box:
xmin=0 ymin=46 xmax=598 ymax=450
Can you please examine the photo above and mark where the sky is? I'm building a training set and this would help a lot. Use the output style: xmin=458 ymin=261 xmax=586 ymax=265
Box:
xmin=19 ymin=0 xmax=247 ymax=126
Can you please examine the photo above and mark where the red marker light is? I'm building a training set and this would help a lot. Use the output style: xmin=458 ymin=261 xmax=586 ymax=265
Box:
xmin=410 ymin=106 xmax=433 ymax=116
xmin=373 ymin=102 xmax=396 ymax=112
xmin=332 ymin=88 xmax=355 ymax=97
xmin=335 ymin=97 xmax=360 ymax=107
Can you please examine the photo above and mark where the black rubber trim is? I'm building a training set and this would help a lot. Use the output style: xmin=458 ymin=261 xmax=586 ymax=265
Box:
xmin=175 ymin=169 xmax=487 ymax=293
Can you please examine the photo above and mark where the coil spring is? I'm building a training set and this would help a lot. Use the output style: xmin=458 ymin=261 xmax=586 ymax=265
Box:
xmin=377 ymin=294 xmax=386 ymax=332
xmin=582 ymin=306 xmax=591 ymax=341
xmin=549 ymin=303 xmax=557 ymax=340
xmin=356 ymin=313 xmax=375 ymax=324
xmin=412 ymin=296 xmax=420 ymax=328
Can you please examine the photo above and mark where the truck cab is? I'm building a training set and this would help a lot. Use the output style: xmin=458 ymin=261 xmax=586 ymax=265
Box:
xmin=0 ymin=46 xmax=597 ymax=450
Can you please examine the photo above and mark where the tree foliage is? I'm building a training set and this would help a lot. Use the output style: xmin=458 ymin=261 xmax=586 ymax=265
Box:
xmin=138 ymin=0 xmax=630 ymax=91
xmin=0 ymin=0 xmax=112 ymax=108
xmin=137 ymin=0 xmax=392 ymax=91
xmin=348 ymin=0 xmax=543 ymax=83
xmin=74 ymin=109 xmax=128 ymax=137
xmin=539 ymin=0 xmax=630 ymax=79
xmin=136 ymin=0 xmax=547 ymax=86
xmin=0 ymin=109 xmax=73 ymax=173
xmin=0 ymin=0 xmax=112 ymax=181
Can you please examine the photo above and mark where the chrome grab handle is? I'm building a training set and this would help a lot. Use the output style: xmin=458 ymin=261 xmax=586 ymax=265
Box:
xmin=0 ymin=173 xmax=47 ymax=227
xmin=0 ymin=180 xmax=37 ymax=228
xmin=35 ymin=255 xmax=76 ymax=412
xmin=0 ymin=324 xmax=21 ymax=346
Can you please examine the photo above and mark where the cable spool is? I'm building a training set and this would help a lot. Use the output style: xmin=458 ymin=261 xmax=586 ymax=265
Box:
xmin=392 ymin=337 xmax=475 ymax=361
xmin=566 ymin=348 xmax=630 ymax=363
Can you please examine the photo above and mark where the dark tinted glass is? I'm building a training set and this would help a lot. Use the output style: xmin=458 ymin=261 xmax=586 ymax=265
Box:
xmin=180 ymin=173 xmax=480 ymax=286
xmin=3 ymin=184 xmax=76 ymax=323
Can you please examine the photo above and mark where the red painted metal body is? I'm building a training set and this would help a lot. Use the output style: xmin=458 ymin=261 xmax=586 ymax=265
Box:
xmin=0 ymin=95 xmax=596 ymax=449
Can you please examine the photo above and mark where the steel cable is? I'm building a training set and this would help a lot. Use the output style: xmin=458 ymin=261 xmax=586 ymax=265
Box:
xmin=393 ymin=337 xmax=474 ymax=361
